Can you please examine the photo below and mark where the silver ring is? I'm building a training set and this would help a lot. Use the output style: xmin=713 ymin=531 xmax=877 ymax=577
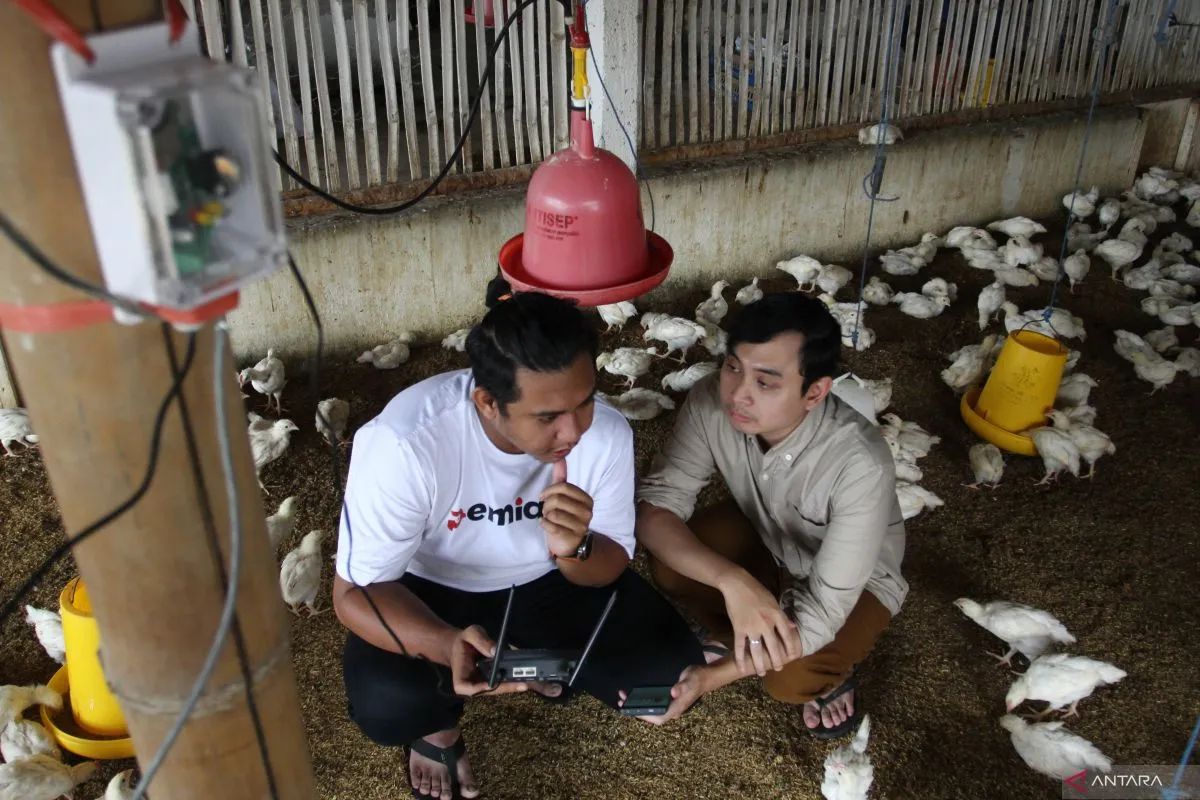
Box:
xmin=749 ymin=638 xmax=762 ymax=646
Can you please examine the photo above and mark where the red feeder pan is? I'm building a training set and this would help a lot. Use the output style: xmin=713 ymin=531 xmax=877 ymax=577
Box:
xmin=499 ymin=111 xmax=672 ymax=307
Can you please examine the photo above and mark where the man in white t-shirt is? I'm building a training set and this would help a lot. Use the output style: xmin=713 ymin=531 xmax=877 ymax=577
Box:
xmin=333 ymin=281 xmax=704 ymax=800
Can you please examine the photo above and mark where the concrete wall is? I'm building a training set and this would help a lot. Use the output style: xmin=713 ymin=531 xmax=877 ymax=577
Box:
xmin=1139 ymin=97 xmax=1199 ymax=172
xmin=225 ymin=106 xmax=1146 ymax=361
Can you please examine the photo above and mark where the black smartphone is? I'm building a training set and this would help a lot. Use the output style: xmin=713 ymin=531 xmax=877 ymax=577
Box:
xmin=620 ymin=685 xmax=673 ymax=716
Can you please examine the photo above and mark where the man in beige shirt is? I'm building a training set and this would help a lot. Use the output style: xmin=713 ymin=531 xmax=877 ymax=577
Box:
xmin=633 ymin=291 xmax=908 ymax=739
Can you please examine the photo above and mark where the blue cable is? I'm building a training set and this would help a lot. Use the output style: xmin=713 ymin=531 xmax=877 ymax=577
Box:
xmin=1162 ymin=714 xmax=1200 ymax=800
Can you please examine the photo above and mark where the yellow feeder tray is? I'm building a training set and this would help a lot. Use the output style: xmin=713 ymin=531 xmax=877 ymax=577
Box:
xmin=961 ymin=387 xmax=1038 ymax=456
xmin=40 ymin=666 xmax=134 ymax=760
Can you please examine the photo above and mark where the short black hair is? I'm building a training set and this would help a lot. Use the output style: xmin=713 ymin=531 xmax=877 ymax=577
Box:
xmin=465 ymin=275 xmax=599 ymax=412
xmin=726 ymin=292 xmax=841 ymax=391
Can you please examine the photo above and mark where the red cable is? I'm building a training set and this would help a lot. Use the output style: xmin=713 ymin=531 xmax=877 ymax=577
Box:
xmin=10 ymin=0 xmax=95 ymax=63
xmin=164 ymin=0 xmax=188 ymax=42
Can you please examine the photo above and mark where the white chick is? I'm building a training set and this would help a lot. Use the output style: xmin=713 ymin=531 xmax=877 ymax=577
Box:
xmin=441 ymin=328 xmax=470 ymax=351
xmin=903 ymin=232 xmax=943 ymax=263
xmin=1000 ymin=715 xmax=1112 ymax=781
xmin=315 ymin=398 xmax=350 ymax=446
xmin=1190 ymin=198 xmax=1200 ymax=227
xmin=1055 ymin=373 xmax=1098 ymax=407
xmin=239 ymin=349 xmax=287 ymax=413
xmin=1029 ymin=256 xmax=1060 ymax=283
xmin=23 ymin=606 xmax=64 ymax=665
xmin=0 ymin=754 xmax=95 ymax=800
xmin=880 ymin=414 xmax=941 ymax=459
xmin=0 ymin=719 xmax=61 ymax=763
xmin=944 ymin=226 xmax=997 ymax=251
xmin=1046 ymin=411 xmax=1114 ymax=479
xmin=1094 ymin=238 xmax=1143 ymax=280
xmin=1122 ymin=260 xmax=1163 ymax=291
xmin=357 ymin=332 xmax=415 ymax=369
xmin=1129 ymin=350 xmax=1180 ymax=393
xmin=920 ymin=277 xmax=957 ymax=302
xmin=964 ymin=248 xmax=1006 ymax=272
xmin=700 ymin=322 xmax=729 ymax=357
xmin=1062 ymin=403 xmax=1097 ymax=427
xmin=977 ymin=282 xmax=1006 ymax=330
xmin=1142 ymin=296 xmax=1193 ymax=326
xmin=1118 ymin=217 xmax=1151 ymax=247
xmin=820 ymin=715 xmax=873 ymax=800
xmin=994 ymin=264 xmax=1042 ymax=288
xmin=596 ymin=347 xmax=659 ymax=387
xmin=1006 ymin=653 xmax=1126 ymax=717
xmin=1143 ymin=326 xmax=1178 ymax=354
xmin=100 ymin=769 xmax=136 ymax=800
xmin=0 ymin=685 xmax=61 ymax=730
xmin=965 ymin=443 xmax=1004 ymax=489
xmin=892 ymin=452 xmax=923 ymax=483
xmin=1030 ymin=427 xmax=1081 ymax=484
xmin=1066 ymin=222 xmax=1107 ymax=252
xmin=0 ymin=407 xmax=39 ymax=456
xmin=843 ymin=324 xmax=876 ymax=353
xmin=1174 ymin=347 xmax=1200 ymax=377
xmin=643 ymin=317 xmax=708 ymax=361
xmin=266 ymin=496 xmax=298 ymax=551
xmin=777 ymin=255 xmax=823 ymax=290
xmin=661 ymin=362 xmax=719 ymax=393
xmin=879 ymin=250 xmax=924 ymax=276
xmin=1062 ymin=186 xmax=1098 ymax=218
xmin=1164 ymin=262 xmax=1200 ymax=285
xmin=858 ymin=122 xmax=902 ymax=144
xmin=600 ymin=389 xmax=676 ymax=421
xmin=1001 ymin=305 xmax=1086 ymax=341
xmin=640 ymin=311 xmax=670 ymax=330
xmin=892 ymin=292 xmax=949 ymax=319
xmin=1063 ymin=250 xmax=1090 ymax=292
xmin=734 ymin=278 xmax=763 ymax=305
xmin=1148 ymin=278 xmax=1195 ymax=301
xmin=280 ymin=530 xmax=326 ymax=615
xmin=1097 ymin=198 xmax=1121 ymax=229
xmin=1002 ymin=235 xmax=1043 ymax=268
xmin=987 ymin=217 xmax=1047 ymax=239
xmin=817 ymin=263 xmax=854 ymax=295
xmin=861 ymin=276 xmax=894 ymax=306
xmin=941 ymin=335 xmax=997 ymax=394
xmin=895 ymin=482 xmax=944 ymax=520
xmin=597 ymin=301 xmax=638 ymax=331
xmin=1158 ymin=232 xmax=1194 ymax=254
xmin=952 ymin=599 xmax=1074 ymax=665
xmin=248 ymin=414 xmax=300 ymax=489
xmin=695 ymin=281 xmax=731 ymax=326
xmin=1112 ymin=330 xmax=1157 ymax=364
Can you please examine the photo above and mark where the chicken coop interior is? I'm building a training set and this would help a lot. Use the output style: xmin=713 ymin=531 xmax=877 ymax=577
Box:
xmin=0 ymin=0 xmax=1199 ymax=798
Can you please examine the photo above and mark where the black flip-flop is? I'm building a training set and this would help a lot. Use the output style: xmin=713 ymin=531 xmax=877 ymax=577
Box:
xmin=805 ymin=672 xmax=862 ymax=741
xmin=407 ymin=735 xmax=472 ymax=799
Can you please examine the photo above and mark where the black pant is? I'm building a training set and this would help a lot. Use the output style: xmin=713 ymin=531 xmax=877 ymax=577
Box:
xmin=343 ymin=568 xmax=704 ymax=747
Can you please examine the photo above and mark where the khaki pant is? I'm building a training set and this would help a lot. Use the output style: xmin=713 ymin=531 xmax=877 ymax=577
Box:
xmin=648 ymin=501 xmax=891 ymax=705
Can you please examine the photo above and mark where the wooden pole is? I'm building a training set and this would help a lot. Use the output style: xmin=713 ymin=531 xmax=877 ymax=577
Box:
xmin=0 ymin=3 xmax=317 ymax=798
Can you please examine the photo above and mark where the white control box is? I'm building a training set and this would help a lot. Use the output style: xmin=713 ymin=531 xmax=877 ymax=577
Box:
xmin=51 ymin=23 xmax=286 ymax=318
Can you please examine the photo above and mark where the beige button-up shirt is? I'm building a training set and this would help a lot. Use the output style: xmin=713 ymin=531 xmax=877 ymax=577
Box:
xmin=637 ymin=374 xmax=908 ymax=657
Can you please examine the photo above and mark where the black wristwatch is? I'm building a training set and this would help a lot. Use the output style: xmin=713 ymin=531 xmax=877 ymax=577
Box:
xmin=571 ymin=531 xmax=594 ymax=561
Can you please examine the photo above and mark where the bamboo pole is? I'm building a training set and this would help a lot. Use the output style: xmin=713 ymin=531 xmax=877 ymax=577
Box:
xmin=0 ymin=3 xmax=317 ymax=798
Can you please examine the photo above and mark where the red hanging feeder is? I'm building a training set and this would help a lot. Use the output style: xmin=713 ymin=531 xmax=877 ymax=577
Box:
xmin=498 ymin=1 xmax=671 ymax=307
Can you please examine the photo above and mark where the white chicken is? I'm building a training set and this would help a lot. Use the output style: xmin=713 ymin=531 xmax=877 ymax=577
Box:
xmin=977 ymin=282 xmax=1006 ymax=330
xmin=1174 ymin=347 xmax=1200 ymax=377
xmin=858 ymin=122 xmax=902 ymax=144
xmin=280 ymin=530 xmax=325 ymax=615
xmin=600 ymin=389 xmax=676 ymax=421
xmin=1129 ymin=350 xmax=1179 ymax=393
xmin=695 ymin=281 xmax=731 ymax=326
xmin=0 ymin=719 xmax=61 ymax=763
xmin=661 ymin=362 xmax=719 ymax=393
xmin=1000 ymin=715 xmax=1112 ymax=781
xmin=266 ymin=496 xmax=298 ymax=551
xmin=892 ymin=452 xmax=923 ymax=483
xmin=0 ymin=408 xmax=38 ymax=457
xmin=1030 ymin=427 xmax=1080 ymax=484
xmin=892 ymin=292 xmax=949 ymax=319
xmin=1066 ymin=222 xmax=1108 ymax=253
xmin=100 ymin=769 xmax=136 ymax=800
xmin=315 ymin=398 xmax=350 ymax=446
xmin=1006 ymin=653 xmax=1126 ymax=717
xmin=953 ymin=599 xmax=1074 ymax=664
xmin=441 ymin=327 xmax=470 ymax=352
xmin=879 ymin=250 xmax=925 ymax=276
xmin=941 ymin=335 xmax=997 ymax=393
xmin=248 ymin=414 xmax=299 ymax=489
xmin=843 ymin=324 xmax=876 ymax=353
xmin=1122 ymin=260 xmax=1163 ymax=291
xmin=0 ymin=754 xmax=95 ymax=800
xmin=1164 ymin=262 xmax=1200 ymax=286
xmin=1097 ymin=198 xmax=1121 ymax=229
xmin=23 ymin=606 xmax=64 ymax=665
xmin=820 ymin=715 xmax=873 ymax=800
xmin=920 ymin=277 xmax=957 ymax=302
xmin=1046 ymin=411 xmax=1115 ymax=478
xmin=1000 ymin=303 xmax=1085 ymax=341
xmin=965 ymin=443 xmax=1004 ymax=489
xmin=357 ymin=332 xmax=415 ymax=369
xmin=640 ymin=311 xmax=670 ymax=330
xmin=895 ymin=482 xmax=944 ymax=520
xmin=945 ymin=226 xmax=997 ymax=250
xmin=1143 ymin=326 xmax=1178 ymax=354
xmin=880 ymin=414 xmax=940 ymax=459
xmin=1028 ymin=256 xmax=1060 ymax=283
xmin=1148 ymin=278 xmax=1195 ymax=301
xmin=1055 ymin=373 xmax=1098 ymax=407
xmin=1142 ymin=296 xmax=1194 ymax=326
xmin=817 ymin=263 xmax=854 ymax=295
xmin=1093 ymin=238 xmax=1143 ymax=280
xmin=239 ymin=349 xmax=287 ymax=413
xmin=861 ymin=276 xmax=894 ymax=306
xmin=734 ymin=278 xmax=763 ymax=306
xmin=597 ymin=301 xmax=638 ymax=331
xmin=1113 ymin=330 xmax=1157 ymax=364
xmin=1062 ymin=250 xmax=1090 ymax=292
xmin=700 ymin=322 xmax=729 ymax=357
xmin=992 ymin=266 xmax=1040 ymax=288
xmin=987 ymin=217 xmax=1047 ymax=239
xmin=0 ymin=685 xmax=60 ymax=730
xmin=644 ymin=317 xmax=708 ymax=361
xmin=963 ymin=248 xmax=1006 ymax=272
xmin=1002 ymin=235 xmax=1043 ymax=268
xmin=597 ymin=347 xmax=659 ymax=387
xmin=1062 ymin=186 xmax=1099 ymax=218
xmin=777 ymin=255 xmax=823 ymax=290
xmin=902 ymin=232 xmax=943 ymax=263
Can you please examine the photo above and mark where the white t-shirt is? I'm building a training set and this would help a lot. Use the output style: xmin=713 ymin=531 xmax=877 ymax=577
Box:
xmin=335 ymin=369 xmax=636 ymax=592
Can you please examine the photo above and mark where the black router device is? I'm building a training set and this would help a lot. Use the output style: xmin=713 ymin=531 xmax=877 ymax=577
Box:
xmin=476 ymin=586 xmax=618 ymax=689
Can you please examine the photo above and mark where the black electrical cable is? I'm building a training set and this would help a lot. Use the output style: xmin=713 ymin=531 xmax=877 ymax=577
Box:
xmin=0 ymin=332 xmax=198 ymax=628
xmin=273 ymin=0 xmax=539 ymax=216
xmin=162 ymin=328 xmax=281 ymax=800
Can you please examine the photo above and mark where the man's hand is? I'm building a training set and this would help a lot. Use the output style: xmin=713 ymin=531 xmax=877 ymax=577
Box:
xmin=717 ymin=569 xmax=803 ymax=676
xmin=449 ymin=625 xmax=529 ymax=697
xmin=618 ymin=665 xmax=708 ymax=725
xmin=540 ymin=460 xmax=594 ymax=558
